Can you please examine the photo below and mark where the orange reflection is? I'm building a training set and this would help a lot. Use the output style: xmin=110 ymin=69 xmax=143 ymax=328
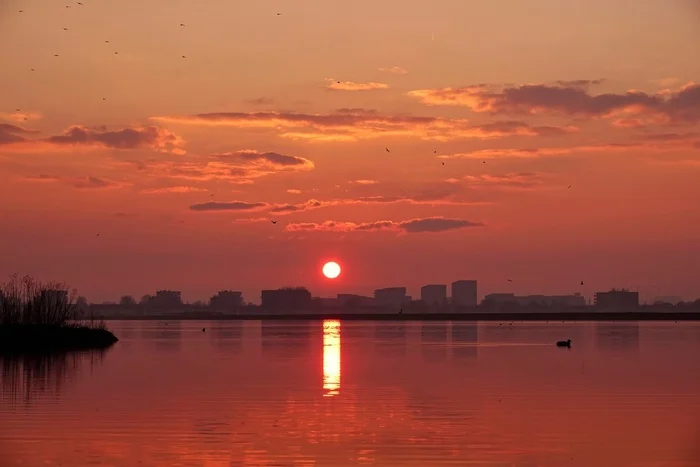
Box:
xmin=322 ymin=320 xmax=341 ymax=397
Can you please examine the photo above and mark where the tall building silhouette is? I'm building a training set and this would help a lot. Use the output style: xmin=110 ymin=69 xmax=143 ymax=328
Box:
xmin=451 ymin=280 xmax=477 ymax=307
xmin=421 ymin=284 xmax=447 ymax=305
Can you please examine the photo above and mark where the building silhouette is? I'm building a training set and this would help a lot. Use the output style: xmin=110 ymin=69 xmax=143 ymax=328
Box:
xmin=337 ymin=294 xmax=374 ymax=309
xmin=373 ymin=287 xmax=408 ymax=308
xmin=482 ymin=293 xmax=585 ymax=308
xmin=451 ymin=280 xmax=478 ymax=307
xmin=149 ymin=290 xmax=183 ymax=309
xmin=594 ymin=289 xmax=639 ymax=309
xmin=261 ymin=287 xmax=312 ymax=311
xmin=421 ymin=284 xmax=447 ymax=306
xmin=209 ymin=290 xmax=243 ymax=311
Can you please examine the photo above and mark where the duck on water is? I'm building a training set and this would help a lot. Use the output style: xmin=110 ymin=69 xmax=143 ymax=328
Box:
xmin=557 ymin=339 xmax=572 ymax=348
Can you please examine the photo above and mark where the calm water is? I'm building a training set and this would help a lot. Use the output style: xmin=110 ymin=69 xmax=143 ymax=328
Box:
xmin=1 ymin=320 xmax=699 ymax=466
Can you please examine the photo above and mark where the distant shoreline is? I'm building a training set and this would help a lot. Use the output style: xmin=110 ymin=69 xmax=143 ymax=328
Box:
xmin=100 ymin=311 xmax=700 ymax=321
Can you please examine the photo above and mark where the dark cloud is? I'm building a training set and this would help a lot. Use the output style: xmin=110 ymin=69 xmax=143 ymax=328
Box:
xmin=217 ymin=150 xmax=312 ymax=167
xmin=152 ymin=111 xmax=575 ymax=142
xmin=285 ymin=217 xmax=484 ymax=233
xmin=408 ymin=81 xmax=700 ymax=124
xmin=135 ymin=150 xmax=314 ymax=184
xmin=188 ymin=201 xmax=269 ymax=212
xmin=0 ymin=125 xmax=185 ymax=154
xmin=189 ymin=190 xmax=488 ymax=217
xmin=0 ymin=123 xmax=39 ymax=144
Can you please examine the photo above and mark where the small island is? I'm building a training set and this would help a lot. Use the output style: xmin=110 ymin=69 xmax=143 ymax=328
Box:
xmin=0 ymin=274 xmax=118 ymax=353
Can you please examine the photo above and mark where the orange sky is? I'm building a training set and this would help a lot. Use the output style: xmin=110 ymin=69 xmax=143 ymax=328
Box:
xmin=1 ymin=0 xmax=699 ymax=303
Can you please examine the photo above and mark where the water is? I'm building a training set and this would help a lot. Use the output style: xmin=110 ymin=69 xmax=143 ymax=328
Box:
xmin=1 ymin=320 xmax=699 ymax=466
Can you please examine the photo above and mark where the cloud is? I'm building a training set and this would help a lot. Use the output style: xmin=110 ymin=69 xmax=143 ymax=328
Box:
xmin=137 ymin=150 xmax=314 ymax=184
xmin=441 ymin=136 xmax=700 ymax=160
xmin=0 ymin=125 xmax=186 ymax=154
xmin=151 ymin=111 xmax=576 ymax=142
xmin=0 ymin=111 xmax=43 ymax=124
xmin=189 ymin=201 xmax=269 ymax=212
xmin=349 ymin=179 xmax=378 ymax=185
xmin=286 ymin=189 xmax=302 ymax=194
xmin=462 ymin=172 xmax=546 ymax=189
xmin=379 ymin=66 xmax=408 ymax=75
xmin=23 ymin=174 xmax=127 ymax=190
xmin=407 ymin=81 xmax=700 ymax=124
xmin=0 ymin=123 xmax=40 ymax=144
xmin=189 ymin=191 xmax=490 ymax=216
xmin=284 ymin=217 xmax=484 ymax=233
xmin=140 ymin=186 xmax=209 ymax=194
xmin=326 ymin=79 xmax=389 ymax=91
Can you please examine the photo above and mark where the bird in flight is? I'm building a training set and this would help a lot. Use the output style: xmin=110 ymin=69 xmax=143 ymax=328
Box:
xmin=271 ymin=220 xmax=277 ymax=224
xmin=580 ymin=281 xmax=584 ymax=285
xmin=78 ymin=2 xmax=83 ymax=5
xmin=441 ymin=162 xmax=445 ymax=165
xmin=65 ymin=5 xmax=70 ymax=8
xmin=19 ymin=10 xmax=23 ymax=13
xmin=182 ymin=55 xmax=186 ymax=59
xmin=96 ymin=233 xmax=100 ymax=237
xmin=180 ymin=23 xmax=185 ymax=26
xmin=114 ymin=51 xmax=119 ymax=54
xmin=385 ymin=147 xmax=390 ymax=153
xmin=568 ymin=185 xmax=571 ymax=189
xmin=63 ymin=27 xmax=69 ymax=31
xmin=105 ymin=40 xmax=110 ymax=43
xmin=507 ymin=279 xmax=513 ymax=282
xmin=54 ymin=54 xmax=59 ymax=57
xmin=276 ymin=13 xmax=282 ymax=16
xmin=30 ymin=68 xmax=35 ymax=71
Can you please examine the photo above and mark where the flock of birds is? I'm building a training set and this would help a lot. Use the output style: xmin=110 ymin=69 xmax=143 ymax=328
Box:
xmin=12 ymin=2 xmax=585 ymax=307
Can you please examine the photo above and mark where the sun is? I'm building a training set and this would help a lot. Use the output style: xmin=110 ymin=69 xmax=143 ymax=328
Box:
xmin=322 ymin=261 xmax=341 ymax=279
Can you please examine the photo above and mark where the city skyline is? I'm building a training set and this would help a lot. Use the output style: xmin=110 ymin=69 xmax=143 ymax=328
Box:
xmin=2 ymin=1 xmax=700 ymax=303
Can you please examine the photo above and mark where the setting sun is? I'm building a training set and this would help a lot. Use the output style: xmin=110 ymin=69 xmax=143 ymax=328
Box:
xmin=322 ymin=261 xmax=341 ymax=279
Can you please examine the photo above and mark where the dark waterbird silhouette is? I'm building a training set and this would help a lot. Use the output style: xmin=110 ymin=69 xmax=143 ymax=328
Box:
xmin=557 ymin=339 xmax=572 ymax=348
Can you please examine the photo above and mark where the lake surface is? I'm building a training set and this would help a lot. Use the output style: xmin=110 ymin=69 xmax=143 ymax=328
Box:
xmin=1 ymin=320 xmax=699 ymax=466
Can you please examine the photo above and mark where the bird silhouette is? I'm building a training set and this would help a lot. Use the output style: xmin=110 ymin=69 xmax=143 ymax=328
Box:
xmin=15 ymin=109 xmax=20 ymax=112
xmin=568 ymin=185 xmax=571 ymax=189
xmin=441 ymin=162 xmax=445 ymax=165
xmin=102 ymin=97 xmax=106 ymax=101
xmin=507 ymin=279 xmax=513 ymax=282
xmin=180 ymin=23 xmax=186 ymax=26
xmin=271 ymin=220 xmax=277 ymax=224
xmin=65 ymin=5 xmax=70 ymax=8
xmin=77 ymin=2 xmax=83 ymax=5
xmin=96 ymin=233 xmax=100 ymax=237
xmin=30 ymin=68 xmax=35 ymax=71
xmin=580 ymin=281 xmax=584 ymax=285
xmin=385 ymin=147 xmax=390 ymax=153
xmin=54 ymin=54 xmax=59 ymax=57
xmin=483 ymin=161 xmax=486 ymax=163
xmin=276 ymin=13 xmax=282 ymax=15
xmin=182 ymin=55 xmax=186 ymax=59
xmin=19 ymin=10 xmax=23 ymax=13
xmin=114 ymin=51 xmax=118 ymax=54
xmin=63 ymin=28 xmax=69 ymax=31
xmin=105 ymin=40 xmax=110 ymax=43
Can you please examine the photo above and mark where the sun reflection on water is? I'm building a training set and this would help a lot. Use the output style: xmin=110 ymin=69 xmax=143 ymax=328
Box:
xmin=322 ymin=320 xmax=341 ymax=397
